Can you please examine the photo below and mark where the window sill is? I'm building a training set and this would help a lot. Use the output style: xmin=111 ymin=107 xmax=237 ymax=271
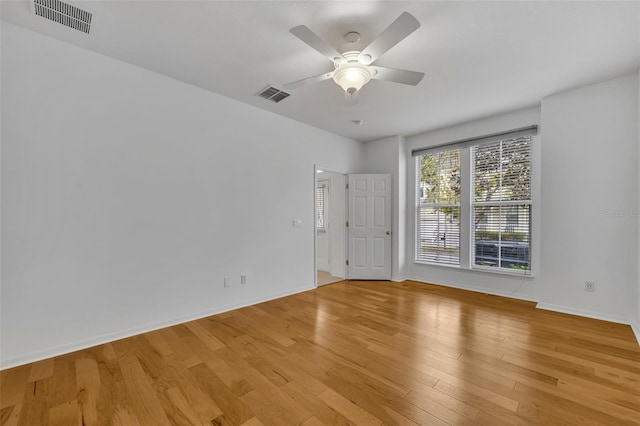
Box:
xmin=471 ymin=265 xmax=533 ymax=278
xmin=414 ymin=261 xmax=534 ymax=279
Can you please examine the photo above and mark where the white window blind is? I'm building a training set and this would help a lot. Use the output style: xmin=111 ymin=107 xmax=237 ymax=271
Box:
xmin=316 ymin=184 xmax=326 ymax=230
xmin=472 ymin=136 xmax=532 ymax=274
xmin=415 ymin=149 xmax=461 ymax=265
xmin=413 ymin=125 xmax=536 ymax=275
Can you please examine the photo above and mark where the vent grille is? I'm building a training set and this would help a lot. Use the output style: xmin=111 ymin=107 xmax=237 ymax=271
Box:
xmin=32 ymin=0 xmax=92 ymax=34
xmin=256 ymin=86 xmax=290 ymax=103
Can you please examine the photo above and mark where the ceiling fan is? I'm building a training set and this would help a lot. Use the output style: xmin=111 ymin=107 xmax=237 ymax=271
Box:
xmin=284 ymin=12 xmax=425 ymax=105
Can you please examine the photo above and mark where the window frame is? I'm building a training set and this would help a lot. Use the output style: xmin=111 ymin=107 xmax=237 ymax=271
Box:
xmin=471 ymin=137 xmax=533 ymax=276
xmin=316 ymin=181 xmax=328 ymax=232
xmin=412 ymin=127 xmax=537 ymax=278
xmin=414 ymin=149 xmax=462 ymax=266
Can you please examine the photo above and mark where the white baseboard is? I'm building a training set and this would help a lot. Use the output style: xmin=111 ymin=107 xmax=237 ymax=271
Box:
xmin=408 ymin=276 xmax=538 ymax=302
xmin=535 ymin=302 xmax=630 ymax=325
xmin=407 ymin=278 xmax=638 ymax=344
xmin=631 ymin=322 xmax=640 ymax=346
xmin=391 ymin=276 xmax=406 ymax=283
xmin=0 ymin=284 xmax=314 ymax=371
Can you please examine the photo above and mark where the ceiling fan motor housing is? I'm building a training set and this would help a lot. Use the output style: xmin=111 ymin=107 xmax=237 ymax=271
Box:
xmin=332 ymin=62 xmax=373 ymax=93
xmin=333 ymin=51 xmax=373 ymax=93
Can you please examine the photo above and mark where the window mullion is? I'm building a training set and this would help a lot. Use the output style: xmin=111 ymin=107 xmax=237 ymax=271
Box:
xmin=459 ymin=147 xmax=471 ymax=268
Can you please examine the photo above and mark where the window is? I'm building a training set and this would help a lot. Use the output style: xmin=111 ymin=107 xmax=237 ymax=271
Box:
xmin=415 ymin=149 xmax=461 ymax=265
xmin=413 ymin=126 xmax=536 ymax=275
xmin=316 ymin=183 xmax=326 ymax=230
xmin=472 ymin=137 xmax=532 ymax=273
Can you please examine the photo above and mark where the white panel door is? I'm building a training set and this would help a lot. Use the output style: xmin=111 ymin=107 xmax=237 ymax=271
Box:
xmin=348 ymin=174 xmax=391 ymax=280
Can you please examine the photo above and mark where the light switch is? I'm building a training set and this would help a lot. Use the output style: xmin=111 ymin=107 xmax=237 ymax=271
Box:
xmin=292 ymin=219 xmax=302 ymax=227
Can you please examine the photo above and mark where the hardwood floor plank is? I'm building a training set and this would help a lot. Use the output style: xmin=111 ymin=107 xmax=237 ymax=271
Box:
xmin=184 ymin=321 xmax=226 ymax=352
xmin=160 ymin=354 xmax=224 ymax=422
xmin=403 ymin=386 xmax=480 ymax=422
xmin=280 ymin=381 xmax=354 ymax=426
xmin=189 ymin=363 xmax=255 ymax=425
xmin=75 ymin=356 xmax=101 ymax=425
xmin=117 ymin=354 xmax=171 ymax=425
xmin=16 ymin=378 xmax=50 ymax=426
xmin=403 ymin=390 xmax=482 ymax=425
xmin=0 ymin=404 xmax=21 ymax=426
xmin=90 ymin=345 xmax=135 ymax=425
xmin=28 ymin=359 xmax=54 ymax=383
xmin=299 ymin=416 xmax=325 ymax=426
xmin=432 ymin=380 xmax=525 ymax=425
xmin=48 ymin=355 xmax=78 ymax=408
xmin=513 ymin=380 xmax=640 ymax=424
xmin=164 ymin=386 xmax=207 ymax=426
xmin=48 ymin=399 xmax=80 ymax=426
xmin=111 ymin=407 xmax=142 ymax=426
xmin=0 ymin=366 xmax=30 ymax=409
xmin=240 ymin=417 xmax=267 ymax=426
xmin=144 ymin=330 xmax=175 ymax=357
xmin=1 ymin=280 xmax=638 ymax=425
xmin=317 ymin=388 xmax=383 ymax=426
xmin=239 ymin=389 xmax=310 ymax=426
xmin=158 ymin=327 xmax=202 ymax=368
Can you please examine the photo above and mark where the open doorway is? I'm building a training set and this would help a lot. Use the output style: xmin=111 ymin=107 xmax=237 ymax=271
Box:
xmin=315 ymin=168 xmax=347 ymax=286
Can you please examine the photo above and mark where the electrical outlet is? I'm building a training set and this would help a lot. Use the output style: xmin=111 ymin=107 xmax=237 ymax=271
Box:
xmin=584 ymin=281 xmax=595 ymax=292
xmin=224 ymin=277 xmax=231 ymax=288
xmin=240 ymin=274 xmax=247 ymax=285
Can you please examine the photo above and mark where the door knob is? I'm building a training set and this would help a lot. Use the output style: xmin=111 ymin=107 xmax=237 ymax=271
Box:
xmin=386 ymin=231 xmax=391 ymax=235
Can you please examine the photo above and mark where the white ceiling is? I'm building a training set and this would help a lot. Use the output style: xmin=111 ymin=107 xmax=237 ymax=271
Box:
xmin=2 ymin=1 xmax=639 ymax=142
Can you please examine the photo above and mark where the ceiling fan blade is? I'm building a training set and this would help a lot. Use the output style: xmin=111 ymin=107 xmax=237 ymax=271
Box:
xmin=345 ymin=90 xmax=359 ymax=107
xmin=283 ymin=71 xmax=334 ymax=90
xmin=290 ymin=25 xmax=345 ymax=63
xmin=359 ymin=12 xmax=420 ymax=64
xmin=370 ymin=66 xmax=424 ymax=86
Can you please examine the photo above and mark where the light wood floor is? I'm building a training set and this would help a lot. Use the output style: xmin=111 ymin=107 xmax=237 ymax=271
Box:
xmin=1 ymin=281 xmax=639 ymax=426
xmin=317 ymin=270 xmax=344 ymax=286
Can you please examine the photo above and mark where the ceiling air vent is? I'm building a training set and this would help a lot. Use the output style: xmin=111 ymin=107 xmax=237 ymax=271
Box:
xmin=256 ymin=86 xmax=290 ymax=103
xmin=31 ymin=0 xmax=93 ymax=34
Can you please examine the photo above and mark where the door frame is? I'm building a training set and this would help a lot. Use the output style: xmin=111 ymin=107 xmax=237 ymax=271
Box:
xmin=313 ymin=165 xmax=348 ymax=288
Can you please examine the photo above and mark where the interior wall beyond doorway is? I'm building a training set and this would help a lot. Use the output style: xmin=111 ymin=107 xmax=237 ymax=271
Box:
xmin=316 ymin=170 xmax=346 ymax=280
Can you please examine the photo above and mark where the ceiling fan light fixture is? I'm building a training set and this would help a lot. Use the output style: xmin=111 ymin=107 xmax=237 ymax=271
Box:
xmin=332 ymin=63 xmax=372 ymax=93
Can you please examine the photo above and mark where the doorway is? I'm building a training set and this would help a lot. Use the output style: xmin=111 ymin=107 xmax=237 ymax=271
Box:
xmin=315 ymin=168 xmax=347 ymax=286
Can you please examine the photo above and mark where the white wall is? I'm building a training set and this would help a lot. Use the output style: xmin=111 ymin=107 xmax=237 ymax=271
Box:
xmin=0 ymin=23 xmax=363 ymax=369
xmin=403 ymin=76 xmax=639 ymax=326
xmin=405 ymin=107 xmax=542 ymax=301
xmin=538 ymin=74 xmax=638 ymax=324
xmin=361 ymin=135 xmax=407 ymax=281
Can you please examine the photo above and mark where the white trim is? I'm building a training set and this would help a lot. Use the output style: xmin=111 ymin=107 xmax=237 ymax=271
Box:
xmin=413 ymin=260 xmax=534 ymax=279
xmin=313 ymin=164 xmax=319 ymax=288
xmin=409 ymin=276 xmax=538 ymax=302
xmin=470 ymin=265 xmax=533 ymax=278
xmin=411 ymin=125 xmax=538 ymax=157
xmin=315 ymin=166 xmax=349 ymax=281
xmin=535 ymin=302 xmax=631 ymax=325
xmin=631 ymin=322 xmax=640 ymax=346
xmin=0 ymin=284 xmax=314 ymax=371
xmin=391 ymin=276 xmax=406 ymax=282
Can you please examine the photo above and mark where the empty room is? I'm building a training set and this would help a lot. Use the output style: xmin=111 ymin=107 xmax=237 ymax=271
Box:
xmin=1 ymin=1 xmax=639 ymax=425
